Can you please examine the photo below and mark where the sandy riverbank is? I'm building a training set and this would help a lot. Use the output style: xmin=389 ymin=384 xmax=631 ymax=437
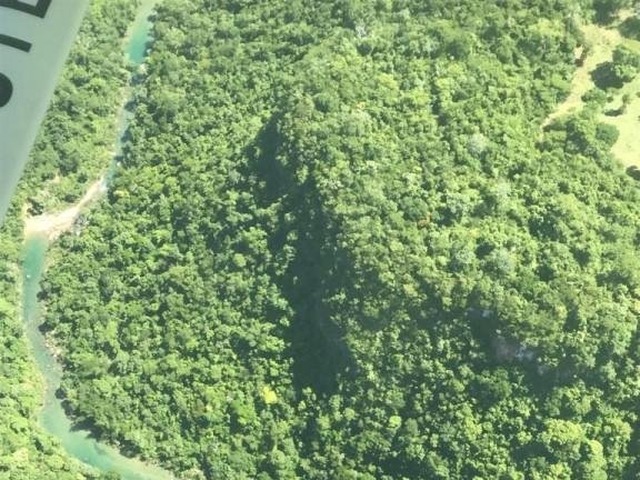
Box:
xmin=24 ymin=178 xmax=106 ymax=241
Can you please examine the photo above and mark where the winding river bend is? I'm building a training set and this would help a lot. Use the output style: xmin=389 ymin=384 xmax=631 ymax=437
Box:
xmin=22 ymin=3 xmax=173 ymax=479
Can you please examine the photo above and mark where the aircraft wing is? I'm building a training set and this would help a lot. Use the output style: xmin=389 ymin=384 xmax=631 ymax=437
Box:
xmin=0 ymin=0 xmax=88 ymax=223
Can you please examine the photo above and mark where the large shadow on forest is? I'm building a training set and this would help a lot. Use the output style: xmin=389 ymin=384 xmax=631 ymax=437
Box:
xmin=245 ymin=117 xmax=356 ymax=396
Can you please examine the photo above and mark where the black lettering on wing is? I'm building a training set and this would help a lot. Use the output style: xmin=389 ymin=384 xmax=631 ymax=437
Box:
xmin=0 ymin=0 xmax=52 ymax=18
xmin=0 ymin=33 xmax=31 ymax=52
xmin=0 ymin=73 xmax=13 ymax=107
xmin=0 ymin=0 xmax=54 ymax=108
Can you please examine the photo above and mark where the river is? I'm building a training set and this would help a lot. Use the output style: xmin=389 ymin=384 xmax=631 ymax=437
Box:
xmin=21 ymin=2 xmax=173 ymax=479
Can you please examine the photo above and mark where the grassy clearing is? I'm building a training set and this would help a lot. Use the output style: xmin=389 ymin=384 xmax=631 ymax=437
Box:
xmin=599 ymin=21 xmax=640 ymax=167
xmin=543 ymin=10 xmax=640 ymax=167
xmin=542 ymin=23 xmax=620 ymax=127
xmin=600 ymin=75 xmax=640 ymax=167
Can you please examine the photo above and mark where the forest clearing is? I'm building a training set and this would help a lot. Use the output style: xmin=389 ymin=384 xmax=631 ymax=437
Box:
xmin=544 ymin=8 xmax=640 ymax=167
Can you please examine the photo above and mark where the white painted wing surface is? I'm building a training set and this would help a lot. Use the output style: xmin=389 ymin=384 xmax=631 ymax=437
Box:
xmin=0 ymin=0 xmax=88 ymax=223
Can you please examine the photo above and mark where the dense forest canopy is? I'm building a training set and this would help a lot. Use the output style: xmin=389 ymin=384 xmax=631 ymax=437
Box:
xmin=4 ymin=0 xmax=640 ymax=478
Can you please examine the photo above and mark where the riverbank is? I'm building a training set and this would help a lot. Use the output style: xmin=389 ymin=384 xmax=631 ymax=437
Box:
xmin=20 ymin=1 xmax=175 ymax=478
xmin=24 ymin=177 xmax=106 ymax=240
xmin=22 ymin=237 xmax=174 ymax=480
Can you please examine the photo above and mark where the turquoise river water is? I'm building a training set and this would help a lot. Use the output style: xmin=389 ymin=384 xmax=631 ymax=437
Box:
xmin=22 ymin=2 xmax=173 ymax=479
